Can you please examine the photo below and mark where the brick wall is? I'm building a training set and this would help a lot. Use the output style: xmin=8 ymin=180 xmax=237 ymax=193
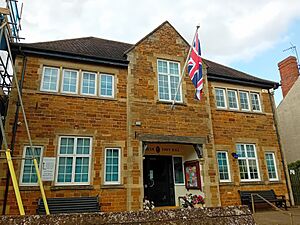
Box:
xmin=1 ymin=56 xmax=128 ymax=214
xmin=278 ymin=56 xmax=299 ymax=97
xmin=126 ymin=22 xmax=220 ymax=209
xmin=209 ymin=81 xmax=288 ymax=206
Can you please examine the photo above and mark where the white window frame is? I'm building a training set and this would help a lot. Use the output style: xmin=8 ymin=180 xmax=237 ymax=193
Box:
xmin=265 ymin=152 xmax=279 ymax=181
xmin=250 ymin=92 xmax=262 ymax=112
xmin=40 ymin=66 xmax=60 ymax=92
xmin=239 ymin=91 xmax=250 ymax=111
xmin=172 ymin=156 xmax=185 ymax=185
xmin=157 ymin=59 xmax=182 ymax=103
xmin=19 ymin=146 xmax=44 ymax=186
xmin=99 ymin=74 xmax=114 ymax=98
xmin=55 ymin=136 xmax=92 ymax=186
xmin=81 ymin=71 xmax=98 ymax=96
xmin=215 ymin=88 xmax=227 ymax=109
xmin=216 ymin=151 xmax=231 ymax=182
xmin=227 ymin=89 xmax=239 ymax=110
xmin=61 ymin=69 xmax=79 ymax=94
xmin=104 ymin=148 xmax=121 ymax=185
xmin=236 ymin=143 xmax=261 ymax=182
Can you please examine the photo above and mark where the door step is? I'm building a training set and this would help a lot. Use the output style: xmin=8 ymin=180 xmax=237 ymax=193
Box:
xmin=154 ymin=206 xmax=180 ymax=210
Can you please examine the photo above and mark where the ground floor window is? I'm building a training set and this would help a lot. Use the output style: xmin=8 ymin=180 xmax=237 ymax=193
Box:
xmin=56 ymin=136 xmax=92 ymax=185
xmin=216 ymin=151 xmax=231 ymax=182
xmin=173 ymin=156 xmax=184 ymax=184
xmin=104 ymin=148 xmax=121 ymax=185
xmin=265 ymin=152 xmax=278 ymax=181
xmin=236 ymin=143 xmax=260 ymax=181
xmin=20 ymin=146 xmax=43 ymax=185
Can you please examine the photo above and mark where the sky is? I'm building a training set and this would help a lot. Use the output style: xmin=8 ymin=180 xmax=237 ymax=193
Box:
xmin=18 ymin=0 xmax=300 ymax=105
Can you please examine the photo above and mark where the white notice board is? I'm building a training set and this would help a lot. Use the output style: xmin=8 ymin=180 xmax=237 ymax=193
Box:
xmin=42 ymin=157 xmax=56 ymax=181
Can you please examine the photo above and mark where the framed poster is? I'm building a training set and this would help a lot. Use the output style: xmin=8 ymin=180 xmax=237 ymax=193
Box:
xmin=184 ymin=160 xmax=201 ymax=190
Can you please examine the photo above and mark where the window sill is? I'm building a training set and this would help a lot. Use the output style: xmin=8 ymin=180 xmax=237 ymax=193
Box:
xmin=266 ymin=180 xmax=282 ymax=184
xmin=50 ymin=185 xmax=94 ymax=191
xmin=156 ymin=100 xmax=187 ymax=106
xmin=101 ymin=184 xmax=125 ymax=189
xmin=31 ymin=90 xmax=119 ymax=101
xmin=215 ymin=108 xmax=265 ymax=115
xmin=219 ymin=182 xmax=234 ymax=186
xmin=240 ymin=181 xmax=265 ymax=185
xmin=19 ymin=186 xmax=40 ymax=191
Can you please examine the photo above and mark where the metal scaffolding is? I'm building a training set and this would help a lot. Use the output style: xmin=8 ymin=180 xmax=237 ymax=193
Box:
xmin=0 ymin=0 xmax=50 ymax=215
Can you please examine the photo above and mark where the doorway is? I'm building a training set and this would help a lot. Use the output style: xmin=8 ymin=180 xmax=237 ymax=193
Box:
xmin=143 ymin=155 xmax=175 ymax=206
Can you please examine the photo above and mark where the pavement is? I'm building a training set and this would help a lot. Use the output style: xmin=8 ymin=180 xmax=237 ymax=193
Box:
xmin=253 ymin=207 xmax=300 ymax=225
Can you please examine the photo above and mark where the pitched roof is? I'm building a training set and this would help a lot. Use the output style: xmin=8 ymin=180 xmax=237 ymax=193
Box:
xmin=13 ymin=30 xmax=277 ymax=88
xmin=204 ymin=59 xmax=277 ymax=88
xmin=13 ymin=37 xmax=133 ymax=66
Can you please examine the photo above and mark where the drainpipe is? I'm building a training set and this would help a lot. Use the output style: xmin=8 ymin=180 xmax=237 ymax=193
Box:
xmin=2 ymin=49 xmax=27 ymax=215
xmin=268 ymin=87 xmax=294 ymax=206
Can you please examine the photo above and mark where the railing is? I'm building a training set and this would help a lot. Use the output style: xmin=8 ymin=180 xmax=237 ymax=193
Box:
xmin=251 ymin=193 xmax=295 ymax=225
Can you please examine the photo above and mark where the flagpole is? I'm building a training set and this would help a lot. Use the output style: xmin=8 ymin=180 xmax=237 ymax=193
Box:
xmin=171 ymin=25 xmax=200 ymax=110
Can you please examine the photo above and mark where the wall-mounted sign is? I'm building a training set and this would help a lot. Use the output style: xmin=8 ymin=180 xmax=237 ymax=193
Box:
xmin=42 ymin=157 xmax=56 ymax=181
xmin=145 ymin=144 xmax=182 ymax=155
xmin=184 ymin=160 xmax=201 ymax=190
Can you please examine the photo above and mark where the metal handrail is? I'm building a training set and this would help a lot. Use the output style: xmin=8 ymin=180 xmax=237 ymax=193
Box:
xmin=251 ymin=193 xmax=294 ymax=225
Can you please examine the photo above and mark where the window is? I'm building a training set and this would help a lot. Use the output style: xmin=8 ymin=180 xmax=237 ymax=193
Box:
xmin=62 ymin=69 xmax=78 ymax=94
xmin=227 ymin=90 xmax=238 ymax=110
xmin=41 ymin=67 xmax=59 ymax=92
xmin=157 ymin=59 xmax=181 ymax=102
xmin=239 ymin=91 xmax=250 ymax=111
xmin=173 ymin=157 xmax=184 ymax=184
xmin=265 ymin=152 xmax=278 ymax=181
xmin=104 ymin=148 xmax=121 ymax=184
xmin=20 ymin=146 xmax=43 ymax=185
xmin=236 ymin=144 xmax=260 ymax=181
xmin=215 ymin=88 xmax=226 ymax=108
xmin=250 ymin=93 xmax=261 ymax=112
xmin=56 ymin=137 xmax=92 ymax=185
xmin=217 ymin=151 xmax=231 ymax=182
xmin=81 ymin=72 xmax=97 ymax=96
xmin=100 ymin=74 xmax=114 ymax=97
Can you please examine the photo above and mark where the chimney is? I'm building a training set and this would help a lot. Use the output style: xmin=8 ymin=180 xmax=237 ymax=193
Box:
xmin=278 ymin=56 xmax=299 ymax=97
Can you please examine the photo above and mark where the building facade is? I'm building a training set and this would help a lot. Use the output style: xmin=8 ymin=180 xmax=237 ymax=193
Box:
xmin=277 ymin=56 xmax=300 ymax=164
xmin=0 ymin=21 xmax=289 ymax=214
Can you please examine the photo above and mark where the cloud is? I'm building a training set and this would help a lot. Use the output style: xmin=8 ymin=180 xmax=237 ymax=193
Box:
xmin=19 ymin=0 xmax=300 ymax=64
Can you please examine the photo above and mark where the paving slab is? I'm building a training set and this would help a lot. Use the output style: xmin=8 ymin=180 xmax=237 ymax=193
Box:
xmin=253 ymin=207 xmax=300 ymax=225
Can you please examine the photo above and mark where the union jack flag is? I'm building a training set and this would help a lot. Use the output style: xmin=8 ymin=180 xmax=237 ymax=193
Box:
xmin=188 ymin=31 xmax=203 ymax=100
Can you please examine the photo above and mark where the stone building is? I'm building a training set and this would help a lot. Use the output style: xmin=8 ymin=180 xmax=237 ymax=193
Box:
xmin=0 ymin=21 xmax=289 ymax=214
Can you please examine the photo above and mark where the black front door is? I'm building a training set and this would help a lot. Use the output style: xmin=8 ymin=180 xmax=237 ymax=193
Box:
xmin=143 ymin=155 xmax=175 ymax=206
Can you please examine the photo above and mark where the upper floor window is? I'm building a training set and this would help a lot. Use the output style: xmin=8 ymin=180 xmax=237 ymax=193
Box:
xmin=40 ymin=66 xmax=115 ymax=99
xmin=215 ymin=88 xmax=226 ymax=108
xmin=265 ymin=152 xmax=278 ymax=181
xmin=227 ymin=90 xmax=238 ymax=110
xmin=239 ymin=91 xmax=250 ymax=111
xmin=56 ymin=136 xmax=92 ymax=185
xmin=100 ymin=74 xmax=114 ymax=97
xmin=104 ymin=148 xmax=121 ymax=185
xmin=81 ymin=72 xmax=97 ymax=96
xmin=157 ymin=59 xmax=181 ymax=102
xmin=217 ymin=151 xmax=231 ymax=182
xmin=250 ymin=93 xmax=261 ymax=112
xmin=215 ymin=87 xmax=262 ymax=113
xmin=236 ymin=144 xmax=260 ymax=181
xmin=62 ymin=69 xmax=78 ymax=94
xmin=20 ymin=146 xmax=43 ymax=186
xmin=41 ymin=67 xmax=59 ymax=92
